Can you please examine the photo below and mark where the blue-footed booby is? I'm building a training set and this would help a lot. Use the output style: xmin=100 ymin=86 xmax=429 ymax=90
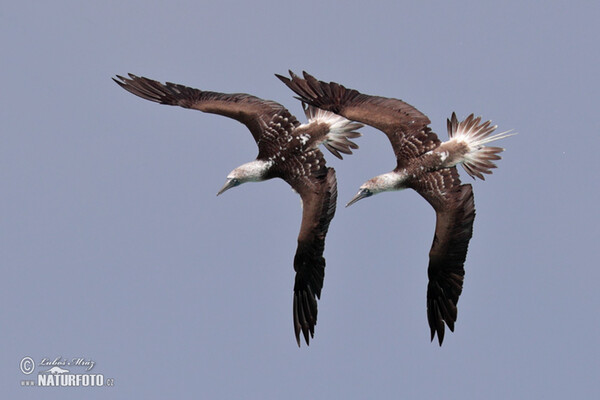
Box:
xmin=277 ymin=71 xmax=515 ymax=345
xmin=114 ymin=74 xmax=363 ymax=346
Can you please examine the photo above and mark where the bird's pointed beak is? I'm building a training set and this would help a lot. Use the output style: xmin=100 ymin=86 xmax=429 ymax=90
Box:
xmin=217 ymin=178 xmax=239 ymax=196
xmin=346 ymin=189 xmax=372 ymax=207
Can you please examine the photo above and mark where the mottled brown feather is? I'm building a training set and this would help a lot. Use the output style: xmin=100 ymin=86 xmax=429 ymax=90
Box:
xmin=409 ymin=168 xmax=475 ymax=345
xmin=276 ymin=71 xmax=439 ymax=167
xmin=287 ymin=167 xmax=337 ymax=345
xmin=114 ymin=74 xmax=299 ymax=147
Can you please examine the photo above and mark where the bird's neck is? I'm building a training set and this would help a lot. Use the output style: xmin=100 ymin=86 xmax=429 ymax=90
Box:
xmin=233 ymin=159 xmax=274 ymax=182
xmin=371 ymin=171 xmax=408 ymax=193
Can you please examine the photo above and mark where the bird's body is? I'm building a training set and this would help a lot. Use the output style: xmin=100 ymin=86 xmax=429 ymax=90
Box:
xmin=277 ymin=71 xmax=514 ymax=345
xmin=114 ymin=74 xmax=363 ymax=346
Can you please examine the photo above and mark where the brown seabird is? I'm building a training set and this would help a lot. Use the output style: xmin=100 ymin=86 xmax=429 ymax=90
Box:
xmin=277 ymin=71 xmax=515 ymax=345
xmin=114 ymin=74 xmax=363 ymax=346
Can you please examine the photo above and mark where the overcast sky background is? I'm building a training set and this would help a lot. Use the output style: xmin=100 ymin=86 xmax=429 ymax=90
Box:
xmin=2 ymin=1 xmax=599 ymax=398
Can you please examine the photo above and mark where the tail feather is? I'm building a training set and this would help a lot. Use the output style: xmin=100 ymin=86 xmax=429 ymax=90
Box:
xmin=448 ymin=113 xmax=516 ymax=180
xmin=304 ymin=104 xmax=363 ymax=159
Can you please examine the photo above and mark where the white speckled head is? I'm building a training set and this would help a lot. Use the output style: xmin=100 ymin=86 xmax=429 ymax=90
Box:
xmin=217 ymin=160 xmax=274 ymax=196
xmin=364 ymin=171 xmax=407 ymax=193
xmin=228 ymin=160 xmax=274 ymax=182
xmin=346 ymin=171 xmax=406 ymax=207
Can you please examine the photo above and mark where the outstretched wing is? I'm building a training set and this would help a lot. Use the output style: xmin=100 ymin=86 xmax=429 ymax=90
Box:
xmin=277 ymin=71 xmax=439 ymax=167
xmin=114 ymin=74 xmax=299 ymax=145
xmin=409 ymin=167 xmax=475 ymax=345
xmin=286 ymin=165 xmax=338 ymax=346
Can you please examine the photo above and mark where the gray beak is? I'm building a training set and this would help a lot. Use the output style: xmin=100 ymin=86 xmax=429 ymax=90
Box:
xmin=346 ymin=188 xmax=372 ymax=207
xmin=217 ymin=178 xmax=239 ymax=196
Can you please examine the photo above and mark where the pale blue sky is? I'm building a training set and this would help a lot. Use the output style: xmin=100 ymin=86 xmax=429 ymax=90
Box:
xmin=2 ymin=1 xmax=599 ymax=398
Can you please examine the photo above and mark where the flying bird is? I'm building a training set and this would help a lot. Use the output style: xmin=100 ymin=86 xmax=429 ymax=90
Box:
xmin=277 ymin=71 xmax=515 ymax=345
xmin=113 ymin=74 xmax=363 ymax=346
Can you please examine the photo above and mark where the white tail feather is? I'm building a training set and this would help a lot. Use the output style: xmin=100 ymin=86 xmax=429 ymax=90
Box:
xmin=447 ymin=113 xmax=517 ymax=180
xmin=303 ymin=104 xmax=363 ymax=159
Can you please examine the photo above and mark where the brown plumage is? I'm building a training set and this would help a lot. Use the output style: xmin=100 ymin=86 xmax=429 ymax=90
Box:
xmin=114 ymin=74 xmax=363 ymax=346
xmin=277 ymin=71 xmax=512 ymax=345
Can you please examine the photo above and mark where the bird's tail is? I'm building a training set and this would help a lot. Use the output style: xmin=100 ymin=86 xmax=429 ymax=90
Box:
xmin=304 ymin=104 xmax=363 ymax=159
xmin=447 ymin=113 xmax=516 ymax=180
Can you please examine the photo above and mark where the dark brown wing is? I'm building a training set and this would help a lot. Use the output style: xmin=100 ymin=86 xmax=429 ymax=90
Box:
xmin=114 ymin=74 xmax=299 ymax=145
xmin=285 ymin=165 xmax=338 ymax=346
xmin=409 ymin=167 xmax=475 ymax=345
xmin=276 ymin=71 xmax=440 ymax=167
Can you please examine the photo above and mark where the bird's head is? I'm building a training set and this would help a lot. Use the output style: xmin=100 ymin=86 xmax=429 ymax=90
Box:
xmin=217 ymin=160 xmax=274 ymax=196
xmin=346 ymin=172 xmax=406 ymax=207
